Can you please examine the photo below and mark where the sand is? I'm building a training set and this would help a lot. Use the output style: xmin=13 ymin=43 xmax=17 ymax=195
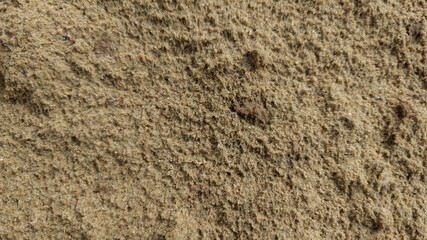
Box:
xmin=0 ymin=1 xmax=426 ymax=239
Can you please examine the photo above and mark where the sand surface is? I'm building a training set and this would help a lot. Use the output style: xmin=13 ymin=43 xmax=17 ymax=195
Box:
xmin=0 ymin=1 xmax=426 ymax=239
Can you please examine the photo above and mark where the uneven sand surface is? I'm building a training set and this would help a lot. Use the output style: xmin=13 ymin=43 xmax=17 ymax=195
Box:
xmin=1 ymin=1 xmax=426 ymax=239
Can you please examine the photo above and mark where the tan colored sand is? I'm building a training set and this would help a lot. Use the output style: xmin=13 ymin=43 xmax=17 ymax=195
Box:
xmin=0 ymin=1 xmax=426 ymax=239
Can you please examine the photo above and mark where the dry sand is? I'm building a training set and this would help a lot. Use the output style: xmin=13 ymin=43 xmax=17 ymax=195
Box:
xmin=0 ymin=1 xmax=426 ymax=239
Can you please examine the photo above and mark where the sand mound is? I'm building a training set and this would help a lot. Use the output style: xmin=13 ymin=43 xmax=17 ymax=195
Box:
xmin=0 ymin=1 xmax=426 ymax=239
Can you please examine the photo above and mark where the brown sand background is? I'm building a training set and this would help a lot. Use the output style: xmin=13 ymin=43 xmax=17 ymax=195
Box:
xmin=0 ymin=0 xmax=426 ymax=239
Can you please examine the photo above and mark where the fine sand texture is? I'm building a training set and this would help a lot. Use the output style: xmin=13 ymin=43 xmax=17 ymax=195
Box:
xmin=0 ymin=1 xmax=426 ymax=239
